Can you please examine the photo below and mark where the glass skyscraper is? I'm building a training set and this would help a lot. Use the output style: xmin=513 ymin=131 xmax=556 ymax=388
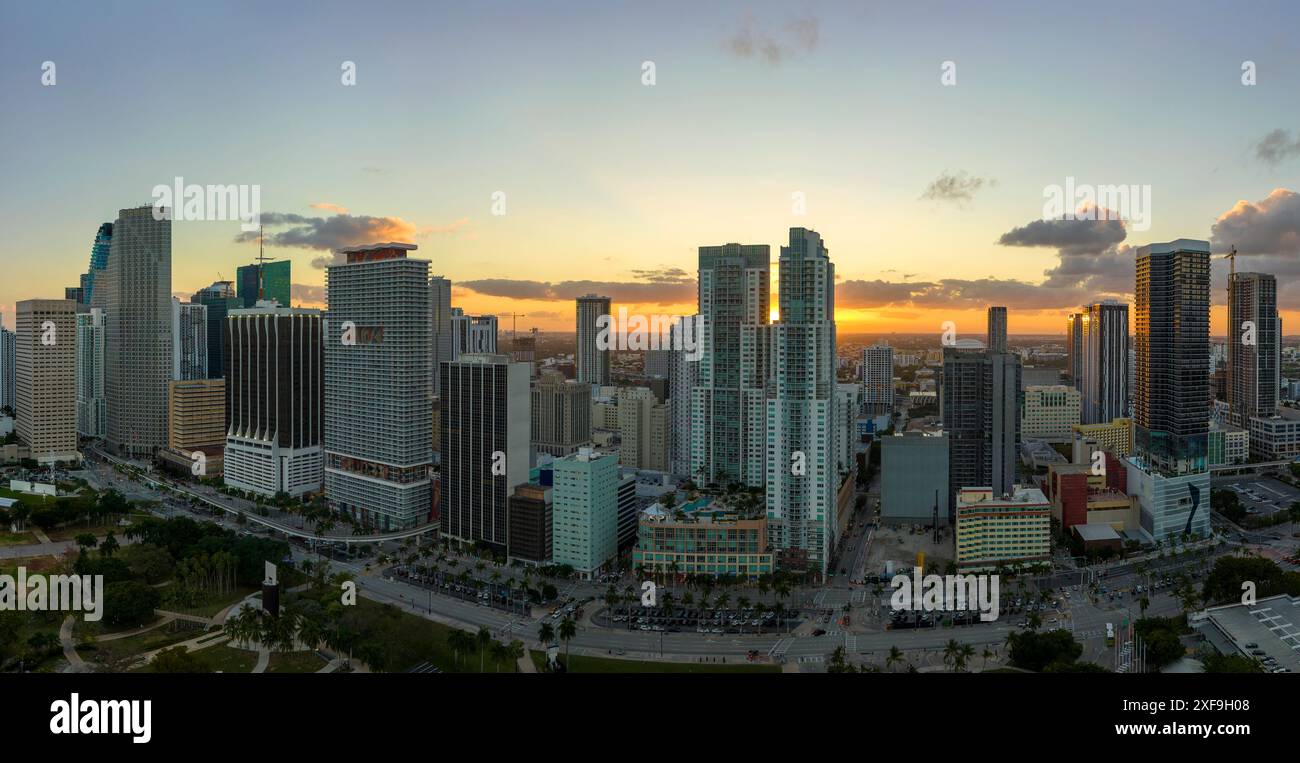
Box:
xmin=236 ymin=260 xmax=291 ymax=308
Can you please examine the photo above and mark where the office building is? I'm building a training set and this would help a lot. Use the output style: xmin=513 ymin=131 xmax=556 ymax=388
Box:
xmin=693 ymin=244 xmax=769 ymax=488
xmin=440 ymin=353 xmax=530 ymax=550
xmin=103 ymin=206 xmax=172 ymax=458
xmin=325 ymin=243 xmax=433 ymax=530
xmin=954 ymin=486 xmax=1051 ymax=572
xmin=84 ymin=222 xmax=114 ymax=309
xmin=1045 ymin=461 xmax=1135 ymax=535
xmin=1066 ymin=312 xmax=1083 ymax=389
xmin=15 ymin=300 xmax=79 ymax=464
xmin=987 ymin=306 xmax=1008 ymax=354
xmin=1021 ymin=385 xmax=1081 ymax=441
xmin=224 ymin=303 xmax=323 ymax=498
xmin=1070 ymin=418 xmax=1133 ymax=461
xmin=191 ymin=281 xmax=240 ymax=384
xmin=862 ymin=342 xmax=894 ymax=416
xmin=1079 ymin=301 xmax=1129 ymax=424
xmin=1227 ymin=272 xmax=1278 ymax=426
xmin=507 ymin=483 xmax=552 ymax=565
xmin=1128 ymin=239 xmax=1211 ymax=541
xmin=531 ymin=369 xmax=591 ymax=457
xmin=1244 ymin=408 xmax=1300 ymax=461
xmin=576 ymin=294 xmax=611 ymax=386
xmin=880 ymin=432 xmax=950 ymax=524
xmin=551 ymin=448 xmax=620 ymax=579
xmin=451 ymin=308 xmax=497 ymax=357
xmin=942 ymin=343 xmax=1021 ymax=505
xmin=166 ymin=378 xmax=226 ymax=474
xmin=617 ymin=386 xmax=668 ymax=472
xmin=75 ymin=308 xmax=106 ymax=438
xmin=171 ymin=298 xmax=208 ymax=380
xmin=236 ymin=259 xmax=290 ymax=308
xmin=1207 ymin=422 xmax=1249 ymax=466
xmin=765 ymin=228 xmax=837 ymax=576
xmin=429 ymin=276 xmax=453 ymax=395
xmin=0 ymin=323 xmax=14 ymax=413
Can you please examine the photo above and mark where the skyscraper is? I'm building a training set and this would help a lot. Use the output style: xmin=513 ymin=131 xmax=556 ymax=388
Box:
xmin=987 ymin=306 xmax=1008 ymax=354
xmin=667 ymin=315 xmax=699 ymax=478
xmin=85 ymin=222 xmax=113 ymax=309
xmin=1133 ymin=239 xmax=1210 ymax=476
xmin=0 ymin=321 xmax=16 ymax=413
xmin=862 ymin=342 xmax=894 ymax=416
xmin=191 ymin=281 xmax=240 ymax=382
xmin=1065 ymin=312 xmax=1083 ymax=390
xmin=325 ymin=243 xmax=433 ymax=530
xmin=575 ymin=294 xmax=611 ymax=386
xmin=429 ymin=276 xmax=453 ymax=395
xmin=1227 ymin=271 xmax=1278 ymax=426
xmin=551 ymin=448 xmax=620 ymax=579
xmin=236 ymin=259 xmax=291 ymax=308
xmin=765 ymin=228 xmax=837 ymax=576
xmin=171 ymin=298 xmax=209 ymax=381
xmin=1127 ymin=239 xmax=1211 ymax=541
xmin=75 ymin=308 xmax=106 ymax=438
xmin=16 ymin=299 xmax=79 ymax=463
xmin=942 ymin=342 xmax=1021 ymax=504
xmin=440 ymin=353 xmax=530 ymax=551
xmin=616 ymin=386 xmax=668 ymax=472
xmin=451 ymin=309 xmax=498 ymax=356
xmin=1079 ymin=301 xmax=1129 ymax=425
xmin=531 ymin=368 xmax=592 ymax=457
xmin=693 ymin=244 xmax=769 ymax=488
xmin=225 ymin=303 xmax=323 ymax=498
xmin=103 ymin=205 xmax=172 ymax=458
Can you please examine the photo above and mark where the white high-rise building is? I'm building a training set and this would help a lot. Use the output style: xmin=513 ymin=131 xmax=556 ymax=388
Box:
xmin=104 ymin=205 xmax=172 ymax=458
xmin=451 ymin=308 xmax=497 ymax=357
xmin=862 ymin=342 xmax=893 ymax=416
xmin=551 ymin=448 xmax=620 ymax=579
xmin=576 ymin=294 xmax=611 ymax=386
xmin=440 ymin=353 xmax=530 ymax=551
xmin=16 ymin=299 xmax=79 ymax=463
xmin=76 ymin=308 xmax=106 ymax=438
xmin=668 ymin=315 xmax=699 ymax=478
xmin=692 ymin=244 xmax=769 ymax=488
xmin=324 ymin=243 xmax=433 ymax=530
xmin=171 ymin=297 xmax=209 ymax=381
xmin=766 ymin=228 xmax=837 ymax=576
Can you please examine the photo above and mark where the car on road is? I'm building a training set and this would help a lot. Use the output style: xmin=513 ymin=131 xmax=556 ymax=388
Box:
xmin=812 ymin=628 xmax=827 ymax=637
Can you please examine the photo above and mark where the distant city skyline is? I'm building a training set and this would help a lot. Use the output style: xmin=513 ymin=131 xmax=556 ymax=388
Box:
xmin=3 ymin=1 xmax=1298 ymax=335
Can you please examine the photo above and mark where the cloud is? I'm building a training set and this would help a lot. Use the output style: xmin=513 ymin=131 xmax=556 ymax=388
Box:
xmin=310 ymin=202 xmax=349 ymax=214
xmin=1209 ymin=187 xmax=1300 ymax=256
xmin=421 ymin=217 xmax=471 ymax=235
xmin=235 ymin=211 xmax=420 ymax=256
xmin=997 ymin=212 xmax=1127 ymax=256
xmin=920 ymin=171 xmax=995 ymax=205
xmin=459 ymin=273 xmax=696 ymax=306
xmin=727 ymin=13 xmax=819 ymax=65
xmin=291 ymin=283 xmax=327 ymax=305
xmin=1252 ymin=129 xmax=1300 ymax=166
xmin=835 ymin=278 xmax=1087 ymax=312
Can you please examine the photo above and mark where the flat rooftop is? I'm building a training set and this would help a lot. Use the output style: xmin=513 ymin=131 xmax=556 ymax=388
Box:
xmin=1194 ymin=594 xmax=1300 ymax=672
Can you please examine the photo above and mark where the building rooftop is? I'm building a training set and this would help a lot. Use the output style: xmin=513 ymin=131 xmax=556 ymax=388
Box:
xmin=1192 ymin=594 xmax=1300 ymax=673
xmin=1073 ymin=523 xmax=1122 ymax=542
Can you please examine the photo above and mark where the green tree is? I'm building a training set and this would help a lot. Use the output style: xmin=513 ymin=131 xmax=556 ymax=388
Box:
xmin=558 ymin=616 xmax=577 ymax=669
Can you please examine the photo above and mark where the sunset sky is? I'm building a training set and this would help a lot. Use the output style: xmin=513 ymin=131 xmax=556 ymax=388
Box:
xmin=2 ymin=0 xmax=1297 ymax=336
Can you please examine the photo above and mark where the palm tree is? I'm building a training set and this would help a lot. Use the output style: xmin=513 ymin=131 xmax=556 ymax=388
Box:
xmin=558 ymin=616 xmax=577 ymax=670
xmin=957 ymin=643 xmax=975 ymax=673
xmin=886 ymin=645 xmax=904 ymax=673
xmin=447 ymin=629 xmax=473 ymax=669
xmin=505 ymin=639 xmax=525 ymax=672
xmin=537 ymin=621 xmax=555 ymax=647
xmin=943 ymin=639 xmax=961 ymax=671
xmin=981 ymin=647 xmax=994 ymax=672
xmin=476 ymin=626 xmax=493 ymax=673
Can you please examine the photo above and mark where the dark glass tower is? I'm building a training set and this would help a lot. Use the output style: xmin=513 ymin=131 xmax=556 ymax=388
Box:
xmin=1133 ymin=239 xmax=1210 ymax=476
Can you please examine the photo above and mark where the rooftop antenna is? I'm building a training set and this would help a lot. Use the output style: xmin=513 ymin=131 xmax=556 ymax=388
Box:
xmin=255 ymin=223 xmax=271 ymax=301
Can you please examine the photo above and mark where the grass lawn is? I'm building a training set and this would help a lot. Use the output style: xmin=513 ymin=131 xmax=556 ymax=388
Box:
xmin=158 ymin=584 xmax=259 ymax=619
xmin=266 ymin=650 xmax=328 ymax=673
xmin=0 ymin=487 xmax=52 ymax=503
xmin=0 ymin=555 xmax=63 ymax=578
xmin=0 ymin=530 xmax=35 ymax=546
xmin=46 ymin=522 xmax=129 ymax=543
xmin=133 ymin=643 xmax=259 ymax=673
xmin=82 ymin=622 xmax=206 ymax=667
xmin=528 ymin=650 xmax=781 ymax=673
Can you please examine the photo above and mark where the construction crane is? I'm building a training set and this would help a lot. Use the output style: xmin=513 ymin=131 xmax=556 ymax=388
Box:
xmin=498 ymin=312 xmax=527 ymax=341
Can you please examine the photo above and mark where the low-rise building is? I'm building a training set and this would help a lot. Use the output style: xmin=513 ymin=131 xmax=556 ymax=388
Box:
xmin=1208 ymin=421 xmax=1249 ymax=466
xmin=1071 ymin=417 xmax=1133 ymax=460
xmin=632 ymin=504 xmax=773 ymax=580
xmin=880 ymin=431 xmax=949 ymax=524
xmin=954 ymin=485 xmax=1051 ymax=572
xmin=507 ymin=482 xmax=551 ymax=565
